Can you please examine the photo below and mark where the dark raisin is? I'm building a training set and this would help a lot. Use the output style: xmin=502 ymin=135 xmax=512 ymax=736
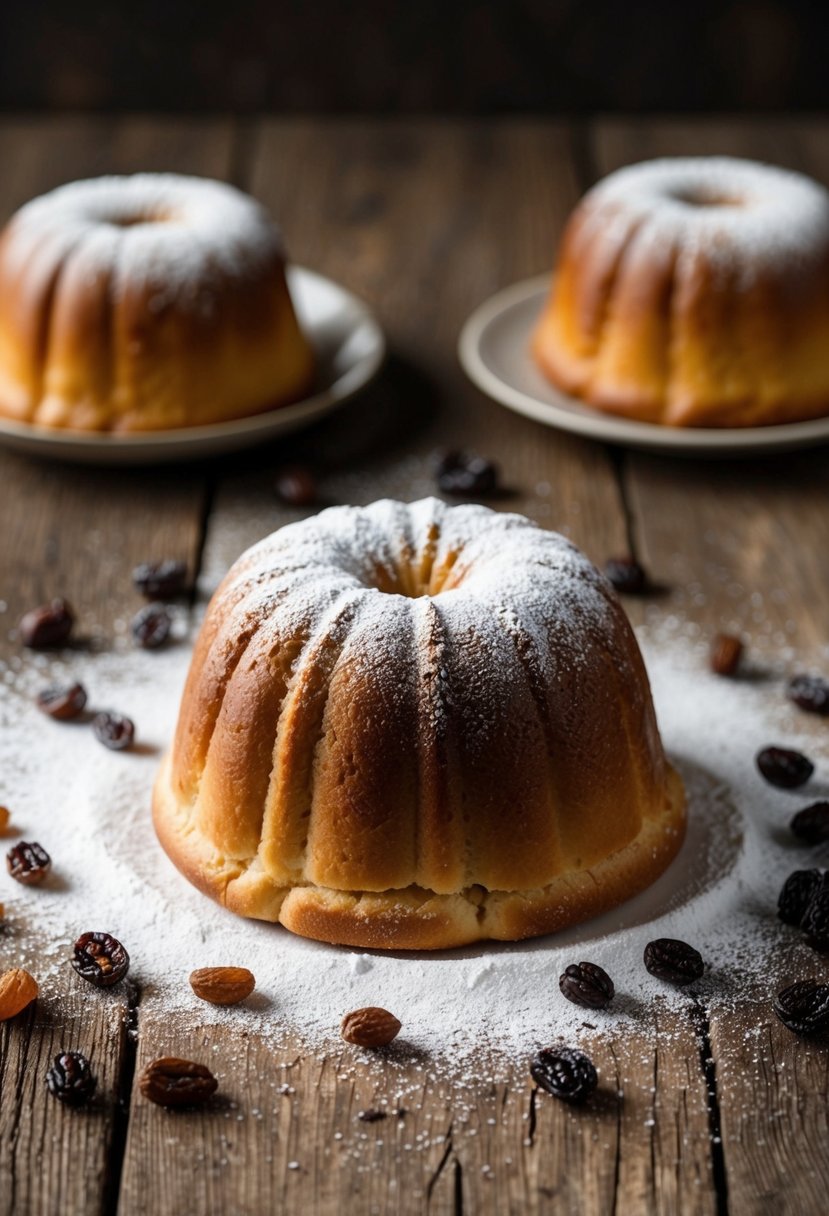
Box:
xmin=357 ymin=1108 xmax=387 ymax=1123
xmin=274 ymin=465 xmax=318 ymax=507
xmin=709 ymin=633 xmax=743 ymax=677
xmin=46 ymin=1051 xmax=97 ymax=1107
xmin=93 ymin=712 xmax=135 ymax=752
xmin=604 ymin=556 xmax=648 ymax=595
xmin=36 ymin=682 xmax=87 ymax=721
xmin=6 ymin=841 xmax=51 ymax=886
xmin=756 ymin=746 xmax=814 ymax=790
xmin=559 ymin=961 xmax=615 ymax=1010
xmin=435 ymin=450 xmax=499 ymax=497
xmin=772 ymin=980 xmax=829 ymax=1035
xmin=801 ymin=876 xmax=829 ymax=949
xmin=643 ymin=938 xmax=704 ymax=985
xmin=19 ymin=599 xmax=74 ymax=648
xmin=530 ymin=1046 xmax=598 ymax=1104
xmin=132 ymin=559 xmax=188 ymax=600
xmin=777 ymin=869 xmax=822 ymax=925
xmin=139 ymin=1057 xmax=218 ymax=1108
xmin=791 ymin=802 xmax=829 ymax=845
xmin=787 ymin=674 xmax=829 ymax=716
xmin=131 ymin=603 xmax=172 ymax=650
xmin=72 ymin=932 xmax=130 ymax=988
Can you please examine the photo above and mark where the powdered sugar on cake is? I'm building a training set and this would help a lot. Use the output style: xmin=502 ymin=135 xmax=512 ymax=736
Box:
xmin=585 ymin=156 xmax=829 ymax=282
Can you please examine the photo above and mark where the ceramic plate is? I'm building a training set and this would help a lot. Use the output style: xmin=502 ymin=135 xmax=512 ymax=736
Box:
xmin=0 ymin=267 xmax=386 ymax=465
xmin=459 ymin=275 xmax=829 ymax=456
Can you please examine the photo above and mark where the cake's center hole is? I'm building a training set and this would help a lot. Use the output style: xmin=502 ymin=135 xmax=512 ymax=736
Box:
xmin=107 ymin=209 xmax=171 ymax=228
xmin=672 ymin=189 xmax=745 ymax=209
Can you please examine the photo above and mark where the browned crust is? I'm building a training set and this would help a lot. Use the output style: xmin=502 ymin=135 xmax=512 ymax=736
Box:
xmin=153 ymin=754 xmax=687 ymax=951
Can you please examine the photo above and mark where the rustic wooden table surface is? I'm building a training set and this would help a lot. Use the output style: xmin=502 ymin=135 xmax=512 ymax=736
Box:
xmin=0 ymin=114 xmax=828 ymax=1216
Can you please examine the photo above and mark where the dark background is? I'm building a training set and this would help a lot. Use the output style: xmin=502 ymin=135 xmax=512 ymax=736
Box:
xmin=1 ymin=0 xmax=826 ymax=114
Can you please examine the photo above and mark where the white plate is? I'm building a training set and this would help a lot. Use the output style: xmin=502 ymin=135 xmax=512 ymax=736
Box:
xmin=0 ymin=267 xmax=386 ymax=465
xmin=459 ymin=275 xmax=829 ymax=456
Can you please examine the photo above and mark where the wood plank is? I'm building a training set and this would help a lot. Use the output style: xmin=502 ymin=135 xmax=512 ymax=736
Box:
xmin=116 ymin=119 xmax=715 ymax=1216
xmin=592 ymin=116 xmax=829 ymax=1216
xmin=0 ymin=115 xmax=231 ymax=1216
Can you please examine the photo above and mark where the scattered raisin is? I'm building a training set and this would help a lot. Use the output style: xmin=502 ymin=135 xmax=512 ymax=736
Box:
xmin=778 ymin=869 xmax=823 ymax=926
xmin=131 ymin=603 xmax=172 ymax=650
xmin=756 ymin=746 xmax=814 ymax=790
xmin=46 ymin=1051 xmax=97 ymax=1107
xmin=274 ymin=465 xmax=318 ymax=507
xmin=559 ymin=962 xmax=615 ymax=1010
xmin=72 ymin=932 xmax=130 ymax=988
xmin=93 ymin=712 xmax=135 ymax=751
xmin=139 ymin=1057 xmax=218 ymax=1108
xmin=19 ymin=599 xmax=74 ymax=648
xmin=801 ymin=876 xmax=829 ymax=950
xmin=530 ymin=1047 xmax=598 ymax=1104
xmin=435 ymin=450 xmax=499 ymax=497
xmin=643 ymin=938 xmax=704 ymax=985
xmin=6 ymin=841 xmax=51 ymax=886
xmin=357 ymin=1109 xmax=387 ymax=1123
xmin=604 ymin=556 xmax=647 ymax=595
xmin=132 ymin=559 xmax=188 ymax=600
xmin=709 ymin=633 xmax=743 ymax=677
xmin=772 ymin=981 xmax=829 ymax=1036
xmin=787 ymin=674 xmax=829 ymax=716
xmin=36 ymin=682 xmax=87 ymax=721
xmin=791 ymin=802 xmax=829 ymax=845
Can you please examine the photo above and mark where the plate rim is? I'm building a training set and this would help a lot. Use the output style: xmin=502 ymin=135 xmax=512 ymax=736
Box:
xmin=0 ymin=265 xmax=386 ymax=458
xmin=458 ymin=274 xmax=829 ymax=455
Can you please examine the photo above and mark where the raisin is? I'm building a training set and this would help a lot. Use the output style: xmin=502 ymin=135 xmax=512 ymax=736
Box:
xmin=604 ymin=556 xmax=648 ymax=595
xmin=132 ymin=559 xmax=188 ymax=600
xmin=530 ymin=1046 xmax=598 ymax=1104
xmin=36 ymin=682 xmax=87 ymax=721
xmin=787 ymin=674 xmax=829 ymax=716
xmin=709 ymin=633 xmax=743 ymax=676
xmin=131 ymin=603 xmax=171 ymax=650
xmin=19 ymin=599 xmax=74 ymax=648
xmin=756 ymin=746 xmax=814 ymax=790
xmin=46 ymin=1051 xmax=97 ymax=1107
xmin=72 ymin=932 xmax=130 ymax=988
xmin=559 ymin=961 xmax=615 ymax=1010
xmin=6 ymin=841 xmax=51 ymax=886
xmin=777 ymin=869 xmax=822 ymax=925
xmin=435 ymin=450 xmax=499 ymax=497
xmin=791 ymin=802 xmax=829 ymax=845
xmin=93 ymin=712 xmax=135 ymax=751
xmin=274 ymin=465 xmax=318 ymax=507
xmin=139 ymin=1057 xmax=218 ymax=1108
xmin=643 ymin=938 xmax=704 ymax=985
xmin=772 ymin=981 xmax=829 ymax=1035
xmin=801 ymin=876 xmax=829 ymax=950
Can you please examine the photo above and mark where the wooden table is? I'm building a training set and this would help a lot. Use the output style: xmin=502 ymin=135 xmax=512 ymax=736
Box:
xmin=1 ymin=115 xmax=828 ymax=1216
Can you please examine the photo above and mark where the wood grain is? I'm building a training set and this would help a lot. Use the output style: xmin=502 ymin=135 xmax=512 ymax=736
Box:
xmin=593 ymin=116 xmax=829 ymax=1216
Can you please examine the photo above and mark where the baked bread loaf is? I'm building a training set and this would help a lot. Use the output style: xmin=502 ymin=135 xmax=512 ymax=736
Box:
xmin=0 ymin=174 xmax=314 ymax=432
xmin=154 ymin=498 xmax=685 ymax=949
xmin=533 ymin=157 xmax=829 ymax=427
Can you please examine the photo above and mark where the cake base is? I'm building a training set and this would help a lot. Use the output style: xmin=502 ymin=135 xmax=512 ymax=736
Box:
xmin=153 ymin=754 xmax=686 ymax=951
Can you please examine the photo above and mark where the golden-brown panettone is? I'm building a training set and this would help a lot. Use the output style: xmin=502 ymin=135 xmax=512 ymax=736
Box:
xmin=533 ymin=157 xmax=829 ymax=427
xmin=154 ymin=498 xmax=685 ymax=949
xmin=0 ymin=174 xmax=314 ymax=432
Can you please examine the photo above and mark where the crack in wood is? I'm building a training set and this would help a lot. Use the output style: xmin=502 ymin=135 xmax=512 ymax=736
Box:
xmin=425 ymin=1121 xmax=454 ymax=1205
xmin=102 ymin=979 xmax=141 ymax=1216
xmin=691 ymin=998 xmax=730 ymax=1216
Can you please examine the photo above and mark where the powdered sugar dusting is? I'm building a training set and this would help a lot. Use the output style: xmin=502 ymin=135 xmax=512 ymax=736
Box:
xmin=1 ymin=538 xmax=826 ymax=1065
xmin=1 ymin=173 xmax=283 ymax=310
xmin=584 ymin=156 xmax=829 ymax=282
